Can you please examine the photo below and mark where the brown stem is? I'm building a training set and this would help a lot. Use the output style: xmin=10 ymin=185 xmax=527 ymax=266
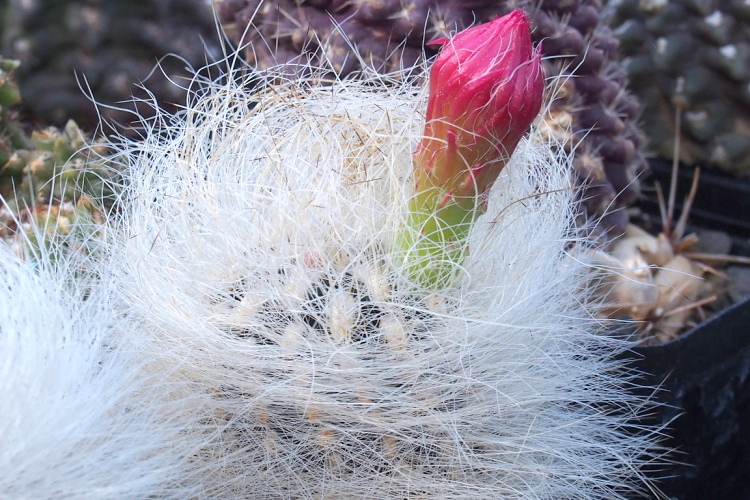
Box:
xmin=683 ymin=252 xmax=750 ymax=266
xmin=667 ymin=102 xmax=683 ymax=232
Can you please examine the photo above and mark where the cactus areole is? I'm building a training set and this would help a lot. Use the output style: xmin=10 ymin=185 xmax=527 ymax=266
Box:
xmin=398 ymin=10 xmax=544 ymax=288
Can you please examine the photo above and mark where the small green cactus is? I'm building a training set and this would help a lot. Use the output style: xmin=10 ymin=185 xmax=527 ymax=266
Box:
xmin=1 ymin=57 xmax=110 ymax=258
xmin=0 ymin=59 xmax=32 ymax=168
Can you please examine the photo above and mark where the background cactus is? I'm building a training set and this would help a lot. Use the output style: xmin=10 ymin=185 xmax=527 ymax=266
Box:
xmin=0 ymin=58 xmax=28 ymax=171
xmin=1 ymin=118 xmax=113 ymax=208
xmin=605 ymin=0 xmax=750 ymax=175
xmin=217 ymin=0 xmax=647 ymax=234
xmin=0 ymin=0 xmax=220 ymax=132
xmin=1 ymin=57 xmax=109 ymax=256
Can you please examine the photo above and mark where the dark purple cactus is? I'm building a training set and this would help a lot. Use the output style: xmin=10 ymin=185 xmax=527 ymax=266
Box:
xmin=1 ymin=0 xmax=222 ymax=133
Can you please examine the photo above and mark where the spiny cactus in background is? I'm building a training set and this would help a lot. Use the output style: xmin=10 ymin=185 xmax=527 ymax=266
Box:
xmin=1 ymin=57 xmax=109 ymax=256
xmin=606 ymin=0 xmax=750 ymax=175
xmin=0 ymin=58 xmax=27 ymax=161
xmin=1 ymin=119 xmax=113 ymax=208
xmin=0 ymin=0 xmax=221 ymax=132
xmin=217 ymin=0 xmax=647 ymax=234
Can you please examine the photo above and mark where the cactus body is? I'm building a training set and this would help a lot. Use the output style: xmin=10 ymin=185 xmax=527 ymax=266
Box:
xmin=0 ymin=59 xmax=116 ymax=259
xmin=1 ymin=57 xmax=113 ymax=256
xmin=94 ymin=55 xmax=660 ymax=498
xmin=606 ymin=0 xmax=750 ymax=175
xmin=0 ymin=0 xmax=221 ymax=132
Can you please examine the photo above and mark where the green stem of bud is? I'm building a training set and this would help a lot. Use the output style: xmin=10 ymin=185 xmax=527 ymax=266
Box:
xmin=397 ymin=187 xmax=481 ymax=288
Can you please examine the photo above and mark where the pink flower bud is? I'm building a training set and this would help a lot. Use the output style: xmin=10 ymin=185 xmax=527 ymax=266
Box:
xmin=398 ymin=11 xmax=544 ymax=288
xmin=414 ymin=10 xmax=544 ymax=206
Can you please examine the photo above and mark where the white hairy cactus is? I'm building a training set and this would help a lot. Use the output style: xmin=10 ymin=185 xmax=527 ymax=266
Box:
xmin=0 ymin=231 xmax=216 ymax=499
xmin=89 ymin=54 xmax=661 ymax=498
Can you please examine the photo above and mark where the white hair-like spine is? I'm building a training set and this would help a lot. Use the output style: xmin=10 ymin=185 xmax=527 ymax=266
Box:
xmin=0 ymin=226 xmax=218 ymax=498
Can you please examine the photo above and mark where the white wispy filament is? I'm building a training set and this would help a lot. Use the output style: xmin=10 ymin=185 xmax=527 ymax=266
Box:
xmin=0 ymin=235 xmax=218 ymax=498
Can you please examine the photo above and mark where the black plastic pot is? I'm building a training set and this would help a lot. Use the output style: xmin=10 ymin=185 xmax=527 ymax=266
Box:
xmin=632 ymin=296 xmax=750 ymax=500
xmin=629 ymin=161 xmax=750 ymax=500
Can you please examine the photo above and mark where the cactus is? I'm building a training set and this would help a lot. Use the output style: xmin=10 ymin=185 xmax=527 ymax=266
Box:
xmin=2 ymin=120 xmax=113 ymax=205
xmin=0 ymin=15 xmax=667 ymax=495
xmin=0 ymin=0 xmax=221 ymax=132
xmin=87 ymin=32 xmax=662 ymax=496
xmin=0 ymin=120 xmax=112 ymax=261
xmin=1 ymin=57 xmax=111 ymax=257
xmin=0 ymin=58 xmax=30 ymax=171
xmin=217 ymin=0 xmax=647 ymax=234
xmin=605 ymin=0 xmax=750 ymax=175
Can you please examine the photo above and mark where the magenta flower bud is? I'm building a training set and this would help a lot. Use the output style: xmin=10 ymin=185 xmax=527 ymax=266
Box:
xmin=398 ymin=10 xmax=544 ymax=288
xmin=417 ymin=10 xmax=544 ymax=201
